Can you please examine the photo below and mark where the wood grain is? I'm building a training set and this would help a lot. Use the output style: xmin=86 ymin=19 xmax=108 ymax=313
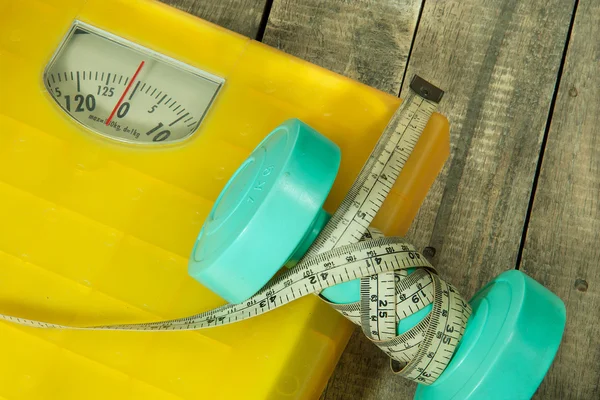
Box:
xmin=320 ymin=0 xmax=576 ymax=397
xmin=401 ymin=0 xmax=574 ymax=295
xmin=520 ymin=0 xmax=600 ymax=398
xmin=262 ymin=2 xmax=424 ymax=397
xmin=263 ymin=0 xmax=423 ymax=95
xmin=159 ymin=0 xmax=268 ymax=38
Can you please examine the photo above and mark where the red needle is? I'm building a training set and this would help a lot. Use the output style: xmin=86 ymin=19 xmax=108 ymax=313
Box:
xmin=105 ymin=60 xmax=145 ymax=126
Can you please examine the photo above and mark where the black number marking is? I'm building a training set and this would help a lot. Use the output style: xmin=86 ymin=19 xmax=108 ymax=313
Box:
xmin=117 ymin=102 xmax=130 ymax=118
xmin=154 ymin=130 xmax=171 ymax=141
xmin=145 ymin=122 xmax=171 ymax=142
xmin=75 ymin=94 xmax=85 ymax=112
xmin=85 ymin=95 xmax=95 ymax=111
xmin=146 ymin=122 xmax=164 ymax=136
xmin=97 ymin=86 xmax=114 ymax=97
xmin=66 ymin=94 xmax=95 ymax=112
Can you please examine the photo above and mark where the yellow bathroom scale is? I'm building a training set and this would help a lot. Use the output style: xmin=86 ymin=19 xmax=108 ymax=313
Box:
xmin=0 ymin=0 xmax=449 ymax=398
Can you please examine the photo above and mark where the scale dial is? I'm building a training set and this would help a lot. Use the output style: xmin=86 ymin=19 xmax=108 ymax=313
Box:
xmin=44 ymin=21 xmax=223 ymax=144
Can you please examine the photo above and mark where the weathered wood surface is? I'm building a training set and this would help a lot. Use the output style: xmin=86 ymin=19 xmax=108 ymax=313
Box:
xmin=310 ymin=0 xmax=575 ymax=397
xmin=263 ymin=0 xmax=423 ymax=95
xmin=159 ymin=0 xmax=594 ymax=398
xmin=159 ymin=0 xmax=268 ymax=38
xmin=399 ymin=0 xmax=574 ymax=302
xmin=520 ymin=0 xmax=600 ymax=398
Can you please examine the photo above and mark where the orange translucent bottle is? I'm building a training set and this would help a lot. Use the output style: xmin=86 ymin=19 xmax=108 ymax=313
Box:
xmin=373 ymin=112 xmax=450 ymax=236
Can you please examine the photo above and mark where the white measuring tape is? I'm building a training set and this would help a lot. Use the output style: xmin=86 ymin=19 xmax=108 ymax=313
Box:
xmin=0 ymin=76 xmax=471 ymax=385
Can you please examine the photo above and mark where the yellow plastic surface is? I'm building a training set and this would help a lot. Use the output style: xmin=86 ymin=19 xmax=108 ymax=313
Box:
xmin=0 ymin=0 xmax=449 ymax=399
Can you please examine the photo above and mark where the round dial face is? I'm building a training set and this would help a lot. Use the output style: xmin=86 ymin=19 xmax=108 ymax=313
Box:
xmin=44 ymin=21 xmax=223 ymax=144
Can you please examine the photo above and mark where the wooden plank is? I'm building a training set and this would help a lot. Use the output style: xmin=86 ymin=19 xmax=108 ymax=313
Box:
xmin=318 ymin=0 xmax=576 ymax=397
xmin=159 ymin=0 xmax=268 ymax=38
xmin=262 ymin=2 xmax=423 ymax=398
xmin=401 ymin=0 xmax=574 ymax=292
xmin=520 ymin=0 xmax=600 ymax=398
xmin=263 ymin=0 xmax=423 ymax=94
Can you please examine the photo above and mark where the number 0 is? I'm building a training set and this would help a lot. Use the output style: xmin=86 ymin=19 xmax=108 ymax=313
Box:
xmin=153 ymin=130 xmax=171 ymax=142
xmin=116 ymin=102 xmax=129 ymax=118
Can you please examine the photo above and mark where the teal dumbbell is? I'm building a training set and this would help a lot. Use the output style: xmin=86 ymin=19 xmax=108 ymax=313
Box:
xmin=189 ymin=119 xmax=566 ymax=400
